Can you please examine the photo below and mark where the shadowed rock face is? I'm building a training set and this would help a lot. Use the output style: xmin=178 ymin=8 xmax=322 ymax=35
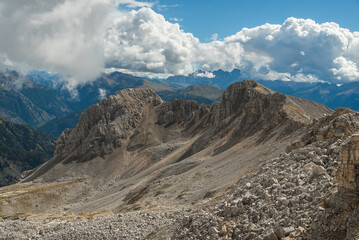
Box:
xmin=22 ymin=80 xmax=332 ymax=183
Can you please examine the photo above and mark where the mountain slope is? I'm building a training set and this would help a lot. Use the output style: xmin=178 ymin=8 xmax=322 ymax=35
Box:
xmin=15 ymin=80 xmax=331 ymax=215
xmin=0 ymin=117 xmax=56 ymax=186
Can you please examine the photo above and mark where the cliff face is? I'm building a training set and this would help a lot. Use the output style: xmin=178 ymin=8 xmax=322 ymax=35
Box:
xmin=55 ymin=88 xmax=163 ymax=163
xmin=339 ymin=134 xmax=359 ymax=195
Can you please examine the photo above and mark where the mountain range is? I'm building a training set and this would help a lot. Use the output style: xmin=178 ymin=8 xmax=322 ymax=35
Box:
xmin=1 ymin=68 xmax=359 ymax=141
xmin=0 ymin=70 xmax=223 ymax=137
xmin=159 ymin=69 xmax=359 ymax=111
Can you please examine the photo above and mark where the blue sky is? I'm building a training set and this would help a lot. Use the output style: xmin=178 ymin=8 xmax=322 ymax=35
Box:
xmin=155 ymin=0 xmax=359 ymax=41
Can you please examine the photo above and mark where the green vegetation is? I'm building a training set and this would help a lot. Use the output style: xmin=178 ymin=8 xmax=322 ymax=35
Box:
xmin=0 ymin=117 xmax=56 ymax=187
xmin=39 ymin=111 xmax=82 ymax=138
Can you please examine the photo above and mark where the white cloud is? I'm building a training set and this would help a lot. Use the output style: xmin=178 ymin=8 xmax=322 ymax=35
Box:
xmin=104 ymin=11 xmax=359 ymax=83
xmin=0 ymin=0 xmax=114 ymax=86
xmin=115 ymin=0 xmax=155 ymax=8
xmin=105 ymin=8 xmax=198 ymax=76
xmin=2 ymin=3 xmax=359 ymax=86
xmin=210 ymin=33 xmax=218 ymax=41
xmin=98 ymin=88 xmax=107 ymax=99
xmin=156 ymin=4 xmax=180 ymax=11
xmin=170 ymin=17 xmax=183 ymax=22
xmin=0 ymin=0 xmax=154 ymax=87
xmin=195 ymin=72 xmax=216 ymax=78
xmin=331 ymin=56 xmax=359 ymax=81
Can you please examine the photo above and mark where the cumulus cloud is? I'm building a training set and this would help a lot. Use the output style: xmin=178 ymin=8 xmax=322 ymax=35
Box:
xmin=105 ymin=8 xmax=199 ymax=75
xmin=105 ymin=10 xmax=359 ymax=83
xmin=331 ymin=57 xmax=359 ymax=80
xmin=2 ymin=3 xmax=359 ymax=85
xmin=0 ymin=0 xmax=114 ymax=87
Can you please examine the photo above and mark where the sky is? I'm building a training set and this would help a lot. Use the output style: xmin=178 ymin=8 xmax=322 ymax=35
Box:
xmin=157 ymin=0 xmax=359 ymax=42
xmin=0 ymin=0 xmax=359 ymax=87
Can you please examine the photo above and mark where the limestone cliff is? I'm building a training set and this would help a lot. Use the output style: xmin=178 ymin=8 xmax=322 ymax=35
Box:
xmin=339 ymin=134 xmax=359 ymax=195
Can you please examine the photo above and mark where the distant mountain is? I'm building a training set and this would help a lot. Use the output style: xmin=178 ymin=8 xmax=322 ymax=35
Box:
xmin=61 ymin=71 xmax=175 ymax=112
xmin=162 ymin=69 xmax=242 ymax=89
xmin=0 ymin=71 xmax=71 ymax=127
xmin=158 ymin=84 xmax=223 ymax=104
xmin=0 ymin=70 xmax=174 ymax=131
xmin=0 ymin=117 xmax=55 ymax=186
xmin=0 ymin=84 xmax=52 ymax=127
xmin=161 ymin=68 xmax=359 ymax=111
xmin=256 ymin=80 xmax=359 ymax=111
xmin=1 ymin=70 xmax=229 ymax=138
xmin=39 ymin=111 xmax=82 ymax=138
xmin=26 ymin=71 xmax=65 ymax=89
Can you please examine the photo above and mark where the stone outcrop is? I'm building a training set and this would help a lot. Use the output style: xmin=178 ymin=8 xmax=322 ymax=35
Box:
xmin=54 ymin=88 xmax=163 ymax=163
xmin=338 ymin=134 xmax=359 ymax=195
xmin=302 ymin=112 xmax=359 ymax=240
xmin=288 ymin=108 xmax=359 ymax=153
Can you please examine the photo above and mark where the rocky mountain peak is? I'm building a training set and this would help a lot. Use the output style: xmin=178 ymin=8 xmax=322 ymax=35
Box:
xmin=217 ymin=80 xmax=276 ymax=121
xmin=54 ymin=88 xmax=163 ymax=163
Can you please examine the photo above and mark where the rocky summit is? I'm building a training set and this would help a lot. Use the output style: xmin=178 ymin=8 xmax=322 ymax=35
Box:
xmin=1 ymin=80 xmax=359 ymax=239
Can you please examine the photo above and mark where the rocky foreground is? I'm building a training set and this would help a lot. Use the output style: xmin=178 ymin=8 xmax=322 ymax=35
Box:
xmin=0 ymin=109 xmax=358 ymax=239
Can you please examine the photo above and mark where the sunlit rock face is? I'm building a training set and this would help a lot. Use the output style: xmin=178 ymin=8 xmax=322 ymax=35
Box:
xmin=338 ymin=134 xmax=359 ymax=196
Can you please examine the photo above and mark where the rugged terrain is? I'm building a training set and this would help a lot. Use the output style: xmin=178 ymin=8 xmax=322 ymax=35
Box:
xmin=2 ymin=80 xmax=358 ymax=239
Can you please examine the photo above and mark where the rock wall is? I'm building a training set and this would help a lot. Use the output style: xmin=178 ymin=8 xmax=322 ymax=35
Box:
xmin=338 ymin=134 xmax=359 ymax=195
